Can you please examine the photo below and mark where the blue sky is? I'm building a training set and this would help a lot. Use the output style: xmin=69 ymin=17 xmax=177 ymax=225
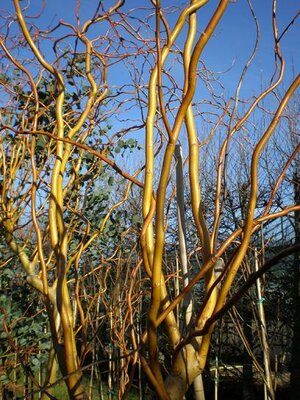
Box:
xmin=6 ymin=1 xmax=298 ymax=89
xmin=2 ymin=0 xmax=299 ymax=170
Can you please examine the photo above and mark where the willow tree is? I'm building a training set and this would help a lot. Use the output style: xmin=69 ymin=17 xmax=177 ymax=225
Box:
xmin=0 ymin=1 xmax=299 ymax=399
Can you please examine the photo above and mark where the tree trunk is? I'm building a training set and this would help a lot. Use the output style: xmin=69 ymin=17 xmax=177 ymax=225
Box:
xmin=164 ymin=344 xmax=203 ymax=400
xmin=254 ymin=249 xmax=274 ymax=400
xmin=175 ymin=144 xmax=205 ymax=400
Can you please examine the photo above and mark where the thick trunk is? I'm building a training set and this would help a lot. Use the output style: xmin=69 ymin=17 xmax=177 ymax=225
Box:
xmin=175 ymin=145 xmax=206 ymax=400
xmin=40 ymin=348 xmax=57 ymax=400
xmin=56 ymin=281 xmax=86 ymax=399
xmin=164 ymin=344 xmax=203 ymax=400
xmin=193 ymin=375 xmax=206 ymax=400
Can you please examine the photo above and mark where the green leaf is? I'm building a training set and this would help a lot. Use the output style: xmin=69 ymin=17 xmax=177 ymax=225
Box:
xmin=133 ymin=214 xmax=141 ymax=225
xmin=127 ymin=139 xmax=137 ymax=147
xmin=0 ymin=374 xmax=10 ymax=384
xmin=2 ymin=268 xmax=14 ymax=279
xmin=31 ymin=357 xmax=40 ymax=366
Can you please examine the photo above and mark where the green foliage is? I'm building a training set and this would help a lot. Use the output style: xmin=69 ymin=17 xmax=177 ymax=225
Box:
xmin=0 ymin=262 xmax=51 ymax=389
xmin=114 ymin=139 xmax=141 ymax=156
xmin=0 ymin=51 xmax=143 ymax=398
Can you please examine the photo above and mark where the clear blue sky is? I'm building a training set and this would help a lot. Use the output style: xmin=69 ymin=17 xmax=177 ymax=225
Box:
xmin=6 ymin=0 xmax=298 ymax=93
xmin=2 ymin=0 xmax=299 ymax=171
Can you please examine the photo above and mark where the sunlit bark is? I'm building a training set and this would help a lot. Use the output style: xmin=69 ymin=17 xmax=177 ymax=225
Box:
xmin=0 ymin=1 xmax=299 ymax=399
